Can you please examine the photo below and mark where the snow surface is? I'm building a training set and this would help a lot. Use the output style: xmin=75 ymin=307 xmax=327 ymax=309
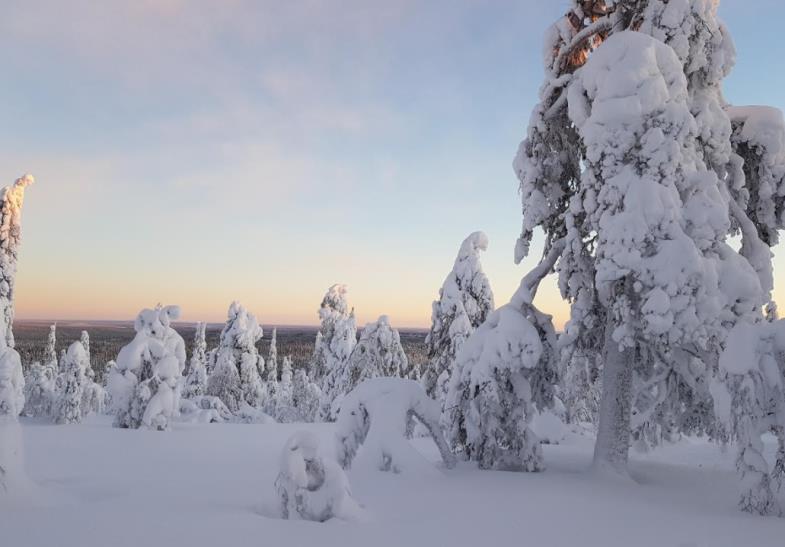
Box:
xmin=3 ymin=416 xmax=784 ymax=547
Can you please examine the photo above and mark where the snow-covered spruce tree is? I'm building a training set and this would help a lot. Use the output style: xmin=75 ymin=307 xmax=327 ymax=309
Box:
xmin=268 ymin=327 xmax=278 ymax=376
xmin=265 ymin=347 xmax=279 ymax=416
xmin=108 ymin=306 xmax=186 ymax=430
xmin=314 ymin=286 xmax=357 ymax=421
xmin=22 ymin=361 xmax=54 ymax=418
xmin=44 ymin=323 xmax=57 ymax=370
xmin=712 ymin=322 xmax=785 ymax=516
xmin=54 ymin=341 xmax=88 ymax=424
xmin=183 ymin=322 xmax=208 ymax=398
xmin=515 ymin=1 xmax=770 ymax=474
xmin=206 ymin=302 xmax=264 ymax=412
xmin=444 ymin=242 xmax=560 ymax=471
xmin=310 ymin=285 xmax=356 ymax=386
xmin=292 ymin=369 xmax=321 ymax=422
xmin=353 ymin=316 xmax=408 ymax=379
xmin=422 ymin=232 xmax=494 ymax=407
xmin=275 ymin=355 xmax=294 ymax=421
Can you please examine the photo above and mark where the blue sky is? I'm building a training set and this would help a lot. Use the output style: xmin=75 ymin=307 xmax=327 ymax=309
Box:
xmin=0 ymin=0 xmax=782 ymax=328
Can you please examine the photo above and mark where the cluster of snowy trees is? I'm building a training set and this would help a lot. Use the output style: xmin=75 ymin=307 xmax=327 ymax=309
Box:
xmin=21 ymin=325 xmax=106 ymax=424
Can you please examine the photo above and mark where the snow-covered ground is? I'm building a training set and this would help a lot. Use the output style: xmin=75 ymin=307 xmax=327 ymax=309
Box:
xmin=3 ymin=416 xmax=784 ymax=547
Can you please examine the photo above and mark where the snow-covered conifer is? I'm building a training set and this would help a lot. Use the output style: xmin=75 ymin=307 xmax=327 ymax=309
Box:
xmin=44 ymin=323 xmax=57 ymax=370
xmin=108 ymin=306 xmax=186 ymax=430
xmin=54 ymin=341 xmax=88 ymax=424
xmin=22 ymin=362 xmax=54 ymax=418
xmin=444 ymin=242 xmax=559 ymax=471
xmin=275 ymin=355 xmax=294 ymax=421
xmin=183 ymin=322 xmax=208 ymax=398
xmin=310 ymin=285 xmax=356 ymax=385
xmin=422 ymin=232 xmax=494 ymax=405
xmin=0 ymin=174 xmax=33 ymax=348
xmin=265 ymin=348 xmax=279 ymax=416
xmin=292 ymin=369 xmax=321 ymax=423
xmin=268 ymin=327 xmax=278 ymax=375
xmin=206 ymin=302 xmax=263 ymax=412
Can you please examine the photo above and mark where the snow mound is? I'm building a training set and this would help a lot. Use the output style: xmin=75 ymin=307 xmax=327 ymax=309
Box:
xmin=274 ymin=431 xmax=362 ymax=522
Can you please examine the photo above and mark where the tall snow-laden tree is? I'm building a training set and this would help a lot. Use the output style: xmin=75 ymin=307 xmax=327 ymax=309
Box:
xmin=310 ymin=285 xmax=356 ymax=385
xmin=265 ymin=344 xmax=279 ymax=416
xmin=183 ymin=322 xmax=208 ymax=398
xmin=0 ymin=174 xmax=33 ymax=495
xmin=268 ymin=328 xmax=278 ymax=376
xmin=44 ymin=323 xmax=57 ymax=370
xmin=0 ymin=174 xmax=33 ymax=348
xmin=422 ymin=232 xmax=494 ymax=407
xmin=515 ymin=0 xmax=773 ymax=478
xmin=206 ymin=302 xmax=264 ymax=412
xmin=275 ymin=355 xmax=294 ymax=421
xmin=108 ymin=306 xmax=186 ymax=430
xmin=54 ymin=341 xmax=88 ymax=424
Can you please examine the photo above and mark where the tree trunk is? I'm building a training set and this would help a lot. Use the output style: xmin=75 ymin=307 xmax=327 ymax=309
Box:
xmin=593 ymin=324 xmax=633 ymax=476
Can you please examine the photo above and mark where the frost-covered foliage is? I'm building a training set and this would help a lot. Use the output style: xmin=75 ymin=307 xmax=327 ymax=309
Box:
xmin=80 ymin=331 xmax=91 ymax=365
xmin=422 ymin=232 xmax=494 ymax=407
xmin=727 ymin=105 xmax=785 ymax=249
xmin=54 ymin=342 xmax=88 ymax=425
xmin=206 ymin=302 xmax=264 ymax=413
xmin=291 ymin=369 xmax=321 ymax=423
xmin=0 ymin=344 xmax=24 ymax=419
xmin=443 ymin=255 xmax=558 ymax=471
xmin=0 ymin=174 xmax=33 ymax=348
xmin=108 ymin=306 xmax=186 ymax=430
xmin=311 ymin=285 xmax=356 ymax=387
xmin=183 ymin=322 xmax=208 ymax=399
xmin=275 ymin=431 xmax=362 ymax=522
xmin=335 ymin=378 xmax=455 ymax=473
xmin=713 ymin=321 xmax=785 ymax=516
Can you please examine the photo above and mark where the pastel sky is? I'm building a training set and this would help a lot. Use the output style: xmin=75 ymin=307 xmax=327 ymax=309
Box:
xmin=1 ymin=1 xmax=783 ymax=329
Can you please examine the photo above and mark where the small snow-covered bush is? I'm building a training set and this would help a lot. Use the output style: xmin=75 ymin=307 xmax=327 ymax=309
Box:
xmin=713 ymin=321 xmax=785 ymax=516
xmin=335 ymin=378 xmax=455 ymax=473
xmin=275 ymin=431 xmax=361 ymax=522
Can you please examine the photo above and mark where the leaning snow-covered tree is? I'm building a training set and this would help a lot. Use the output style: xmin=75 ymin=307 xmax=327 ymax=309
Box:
xmin=54 ymin=341 xmax=88 ymax=425
xmin=514 ymin=2 xmax=775 ymax=480
xmin=335 ymin=378 xmax=456 ymax=473
xmin=108 ymin=305 xmax=186 ymax=430
xmin=422 ymin=232 xmax=494 ymax=406
xmin=206 ymin=302 xmax=264 ymax=412
xmin=183 ymin=322 xmax=208 ymax=399
xmin=443 ymin=242 xmax=559 ymax=471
